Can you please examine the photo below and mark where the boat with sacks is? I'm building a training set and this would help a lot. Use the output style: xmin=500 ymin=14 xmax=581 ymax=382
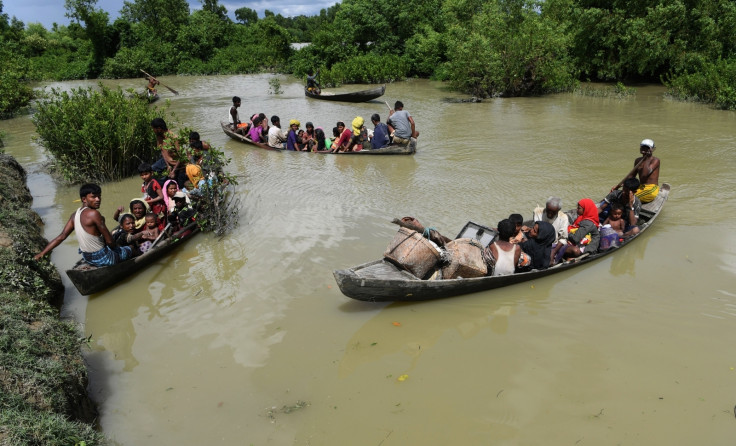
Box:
xmin=333 ymin=184 xmax=670 ymax=302
xmin=221 ymin=121 xmax=416 ymax=155
xmin=304 ymin=85 xmax=386 ymax=102
xmin=66 ymin=223 xmax=199 ymax=295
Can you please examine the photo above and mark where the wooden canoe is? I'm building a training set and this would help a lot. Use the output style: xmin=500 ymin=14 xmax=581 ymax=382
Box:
xmin=333 ymin=184 xmax=670 ymax=302
xmin=305 ymin=85 xmax=386 ymax=103
xmin=66 ymin=223 xmax=199 ymax=295
xmin=221 ymin=121 xmax=416 ymax=155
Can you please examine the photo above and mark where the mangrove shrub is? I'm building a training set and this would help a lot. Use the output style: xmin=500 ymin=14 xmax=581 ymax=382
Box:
xmin=32 ymin=84 xmax=167 ymax=183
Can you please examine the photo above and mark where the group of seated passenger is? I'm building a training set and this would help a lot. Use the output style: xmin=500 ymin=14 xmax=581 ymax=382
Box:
xmin=110 ymin=161 xmax=200 ymax=257
xmin=486 ymin=178 xmax=644 ymax=276
xmin=228 ymin=96 xmax=411 ymax=153
xmin=234 ymin=112 xmax=400 ymax=153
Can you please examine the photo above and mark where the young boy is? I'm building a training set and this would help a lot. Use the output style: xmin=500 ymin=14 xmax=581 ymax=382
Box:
xmin=139 ymin=162 xmax=166 ymax=226
xmin=34 ymin=183 xmax=133 ymax=267
xmin=603 ymin=202 xmax=626 ymax=236
xmin=508 ymin=213 xmax=527 ymax=244
xmin=168 ymin=191 xmax=197 ymax=232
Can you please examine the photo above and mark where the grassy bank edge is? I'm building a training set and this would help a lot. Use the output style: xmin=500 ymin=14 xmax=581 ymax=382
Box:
xmin=0 ymin=153 xmax=105 ymax=446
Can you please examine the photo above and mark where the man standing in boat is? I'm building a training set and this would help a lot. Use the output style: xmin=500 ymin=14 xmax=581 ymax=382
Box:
xmin=614 ymin=139 xmax=660 ymax=203
xmin=145 ymin=74 xmax=159 ymax=98
xmin=229 ymin=96 xmax=248 ymax=136
xmin=387 ymin=101 xmax=419 ymax=144
xmin=34 ymin=184 xmax=133 ymax=266
xmin=306 ymin=69 xmax=320 ymax=95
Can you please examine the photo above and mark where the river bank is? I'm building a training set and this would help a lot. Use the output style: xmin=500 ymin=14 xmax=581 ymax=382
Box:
xmin=0 ymin=154 xmax=103 ymax=445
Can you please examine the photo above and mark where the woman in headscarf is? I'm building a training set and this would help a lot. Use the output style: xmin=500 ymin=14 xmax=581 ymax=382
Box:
xmin=346 ymin=116 xmax=368 ymax=152
xmin=286 ymin=119 xmax=302 ymax=151
xmin=552 ymin=198 xmax=600 ymax=263
xmin=520 ymin=221 xmax=556 ymax=270
xmin=113 ymin=199 xmax=151 ymax=233
xmin=314 ymin=126 xmax=328 ymax=152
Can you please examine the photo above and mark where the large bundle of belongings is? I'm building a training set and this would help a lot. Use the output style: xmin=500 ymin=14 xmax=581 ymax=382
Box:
xmin=383 ymin=217 xmax=493 ymax=280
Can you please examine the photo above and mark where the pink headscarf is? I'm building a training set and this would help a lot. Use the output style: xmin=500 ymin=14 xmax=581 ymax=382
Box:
xmin=162 ymin=179 xmax=179 ymax=213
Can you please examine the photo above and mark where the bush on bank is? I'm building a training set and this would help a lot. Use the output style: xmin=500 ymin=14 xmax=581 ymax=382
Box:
xmin=665 ymin=58 xmax=736 ymax=110
xmin=32 ymin=84 xmax=167 ymax=183
xmin=0 ymin=154 xmax=104 ymax=445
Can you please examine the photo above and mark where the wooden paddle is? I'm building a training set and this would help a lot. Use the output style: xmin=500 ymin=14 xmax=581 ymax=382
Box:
xmin=612 ymin=149 xmax=653 ymax=191
xmin=140 ymin=69 xmax=179 ymax=96
xmin=150 ymin=223 xmax=171 ymax=248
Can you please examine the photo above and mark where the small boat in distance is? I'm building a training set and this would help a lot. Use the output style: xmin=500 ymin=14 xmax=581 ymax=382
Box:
xmin=333 ymin=184 xmax=670 ymax=302
xmin=220 ymin=121 xmax=417 ymax=155
xmin=66 ymin=223 xmax=199 ymax=295
xmin=305 ymin=85 xmax=386 ymax=103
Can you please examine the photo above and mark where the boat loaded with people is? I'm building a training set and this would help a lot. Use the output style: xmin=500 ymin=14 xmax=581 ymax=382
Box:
xmin=333 ymin=184 xmax=670 ymax=302
xmin=66 ymin=223 xmax=199 ymax=295
xmin=304 ymin=85 xmax=386 ymax=103
xmin=220 ymin=121 xmax=417 ymax=155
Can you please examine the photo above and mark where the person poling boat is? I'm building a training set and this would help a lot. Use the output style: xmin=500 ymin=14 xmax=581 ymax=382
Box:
xmin=144 ymin=73 xmax=159 ymax=98
xmin=140 ymin=69 xmax=179 ymax=96
xmin=306 ymin=69 xmax=321 ymax=95
xmin=612 ymin=138 xmax=661 ymax=203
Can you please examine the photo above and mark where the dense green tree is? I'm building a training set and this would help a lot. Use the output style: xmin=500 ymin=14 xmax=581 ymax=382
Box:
xmin=444 ymin=0 xmax=576 ymax=96
xmin=64 ymin=0 xmax=111 ymax=76
xmin=234 ymin=6 xmax=258 ymax=26
xmin=175 ymin=9 xmax=231 ymax=65
xmin=200 ymin=0 xmax=228 ymax=21
xmin=120 ymin=0 xmax=189 ymax=42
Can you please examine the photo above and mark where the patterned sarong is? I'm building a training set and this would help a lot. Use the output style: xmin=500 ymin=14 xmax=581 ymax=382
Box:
xmin=81 ymin=245 xmax=133 ymax=267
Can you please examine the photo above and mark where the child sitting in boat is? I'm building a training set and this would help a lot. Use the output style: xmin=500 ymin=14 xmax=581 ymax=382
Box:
xmin=138 ymin=213 xmax=160 ymax=253
xmin=602 ymin=202 xmax=626 ymax=236
xmin=248 ymin=115 xmax=267 ymax=143
xmin=168 ymin=192 xmax=196 ymax=232
xmin=139 ymin=163 xmax=166 ymax=228
xmin=112 ymin=214 xmax=144 ymax=256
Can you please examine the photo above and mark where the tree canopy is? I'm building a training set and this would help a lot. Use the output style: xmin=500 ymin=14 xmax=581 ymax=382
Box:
xmin=2 ymin=0 xmax=736 ymax=117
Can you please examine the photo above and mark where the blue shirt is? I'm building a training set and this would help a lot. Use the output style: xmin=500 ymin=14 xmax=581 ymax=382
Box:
xmin=371 ymin=122 xmax=390 ymax=149
xmin=286 ymin=130 xmax=298 ymax=151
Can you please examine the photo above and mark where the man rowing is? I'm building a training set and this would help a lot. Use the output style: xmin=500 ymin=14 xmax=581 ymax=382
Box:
xmin=615 ymin=139 xmax=660 ymax=203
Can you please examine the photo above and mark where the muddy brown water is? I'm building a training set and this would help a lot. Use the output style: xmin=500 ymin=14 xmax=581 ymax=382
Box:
xmin=2 ymin=75 xmax=735 ymax=445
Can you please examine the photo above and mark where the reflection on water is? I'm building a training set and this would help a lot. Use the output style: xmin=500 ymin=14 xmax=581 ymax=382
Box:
xmin=3 ymin=76 xmax=736 ymax=445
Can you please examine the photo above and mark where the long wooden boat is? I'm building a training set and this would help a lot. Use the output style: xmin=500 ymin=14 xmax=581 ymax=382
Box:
xmin=305 ymin=85 xmax=386 ymax=102
xmin=66 ymin=223 xmax=199 ymax=295
xmin=333 ymin=184 xmax=670 ymax=302
xmin=221 ymin=121 xmax=416 ymax=155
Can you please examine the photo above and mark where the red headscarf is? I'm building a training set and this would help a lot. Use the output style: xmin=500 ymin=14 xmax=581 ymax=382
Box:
xmin=570 ymin=198 xmax=600 ymax=229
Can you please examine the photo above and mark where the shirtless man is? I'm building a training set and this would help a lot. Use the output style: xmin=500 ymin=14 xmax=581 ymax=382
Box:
xmin=616 ymin=139 xmax=660 ymax=203
xmin=151 ymin=118 xmax=187 ymax=186
xmin=145 ymin=75 xmax=159 ymax=98
xmin=34 ymin=184 xmax=133 ymax=266
xmin=229 ymin=96 xmax=247 ymax=135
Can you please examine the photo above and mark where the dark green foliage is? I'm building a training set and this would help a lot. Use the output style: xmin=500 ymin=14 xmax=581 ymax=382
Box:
xmin=31 ymin=84 xmax=166 ymax=182
xmin=0 ymin=47 xmax=34 ymax=117
xmin=4 ymin=0 xmax=736 ymax=108
xmin=444 ymin=0 xmax=577 ymax=97
xmin=327 ymin=54 xmax=410 ymax=84
xmin=665 ymin=58 xmax=736 ymax=110
xmin=0 ymin=153 xmax=103 ymax=444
